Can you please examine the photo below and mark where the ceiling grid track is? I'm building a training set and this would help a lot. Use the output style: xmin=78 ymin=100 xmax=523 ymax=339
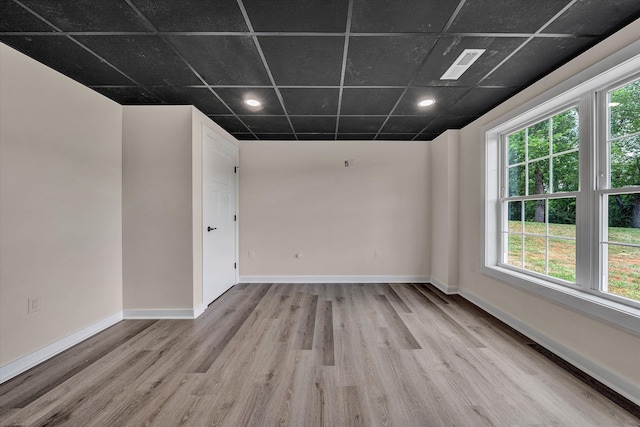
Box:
xmin=3 ymin=0 xmax=637 ymax=141
xmin=334 ymin=0 xmax=354 ymax=139
xmin=235 ymin=0 xmax=298 ymax=140
xmin=122 ymin=0 xmax=260 ymax=139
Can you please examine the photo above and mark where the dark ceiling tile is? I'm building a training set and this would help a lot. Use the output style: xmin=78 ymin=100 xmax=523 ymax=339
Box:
xmin=131 ymin=0 xmax=247 ymax=31
xmin=449 ymin=87 xmax=519 ymax=116
xmin=210 ymin=115 xmax=250 ymax=134
xmin=376 ymin=134 xmax=416 ymax=141
xmin=381 ymin=116 xmax=434 ymax=134
xmin=215 ymin=88 xmax=284 ymax=115
xmin=351 ymin=0 xmax=459 ymax=33
xmin=167 ymin=35 xmax=270 ymax=86
xmin=297 ymin=134 xmax=336 ymax=140
xmin=340 ymin=88 xmax=403 ymax=115
xmin=413 ymin=37 xmax=524 ymax=86
xmin=19 ymin=0 xmax=151 ymax=31
xmin=290 ymin=116 xmax=336 ymax=133
xmin=239 ymin=115 xmax=292 ymax=133
xmin=243 ymin=0 xmax=348 ymax=32
xmin=448 ymin=0 xmax=573 ymax=33
xmin=92 ymin=87 xmax=160 ymax=104
xmin=338 ymin=116 xmax=386 ymax=133
xmin=337 ymin=134 xmax=377 ymax=140
xmin=0 ymin=35 xmax=133 ymax=85
xmin=393 ymin=87 xmax=469 ymax=115
xmin=259 ymin=36 xmax=344 ymax=86
xmin=254 ymin=133 xmax=297 ymax=140
xmin=345 ymin=35 xmax=436 ymax=86
xmin=146 ymin=87 xmax=230 ymax=114
xmin=280 ymin=88 xmax=339 ymax=115
xmin=415 ymin=133 xmax=440 ymax=141
xmin=232 ymin=133 xmax=258 ymax=140
xmin=483 ymin=37 xmax=596 ymax=87
xmin=75 ymin=35 xmax=201 ymax=86
xmin=0 ymin=0 xmax=53 ymax=31
xmin=543 ymin=0 xmax=640 ymax=35
xmin=422 ymin=115 xmax=478 ymax=134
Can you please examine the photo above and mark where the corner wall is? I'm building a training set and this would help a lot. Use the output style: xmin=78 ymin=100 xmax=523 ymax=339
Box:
xmin=238 ymin=140 xmax=430 ymax=281
xmin=0 ymin=44 xmax=123 ymax=369
xmin=122 ymin=106 xmax=194 ymax=312
xmin=429 ymin=130 xmax=460 ymax=293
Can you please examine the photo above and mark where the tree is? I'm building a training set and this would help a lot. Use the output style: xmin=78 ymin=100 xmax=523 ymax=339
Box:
xmin=609 ymin=80 xmax=640 ymax=228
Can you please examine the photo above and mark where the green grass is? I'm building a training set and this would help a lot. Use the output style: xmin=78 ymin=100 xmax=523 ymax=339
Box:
xmin=506 ymin=221 xmax=640 ymax=302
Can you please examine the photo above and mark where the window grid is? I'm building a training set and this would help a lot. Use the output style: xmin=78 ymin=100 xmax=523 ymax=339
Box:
xmin=501 ymin=107 xmax=580 ymax=285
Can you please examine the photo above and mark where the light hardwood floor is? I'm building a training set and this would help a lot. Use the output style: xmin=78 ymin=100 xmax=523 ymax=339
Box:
xmin=1 ymin=283 xmax=638 ymax=426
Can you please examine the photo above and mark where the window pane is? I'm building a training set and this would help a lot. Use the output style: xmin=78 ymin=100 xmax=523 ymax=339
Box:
xmin=508 ymin=165 xmax=525 ymax=196
xmin=528 ymin=120 xmax=550 ymax=160
xmin=552 ymin=151 xmax=579 ymax=193
xmin=548 ymin=198 xmax=576 ymax=237
xmin=508 ymin=201 xmax=522 ymax=229
xmin=528 ymin=159 xmax=549 ymax=195
xmin=552 ymin=107 xmax=579 ymax=153
xmin=524 ymin=235 xmax=546 ymax=274
xmin=606 ymin=244 xmax=640 ymax=302
xmin=608 ymin=193 xmax=640 ymax=232
xmin=609 ymin=79 xmax=640 ymax=139
xmin=508 ymin=129 xmax=526 ymax=165
xmin=610 ymin=135 xmax=640 ymax=188
xmin=506 ymin=233 xmax=523 ymax=268
xmin=549 ymin=238 xmax=576 ymax=282
xmin=525 ymin=199 xmax=546 ymax=234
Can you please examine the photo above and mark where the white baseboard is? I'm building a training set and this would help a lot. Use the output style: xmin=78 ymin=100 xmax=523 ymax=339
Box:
xmin=429 ymin=277 xmax=458 ymax=294
xmin=0 ymin=311 xmax=123 ymax=384
xmin=239 ymin=275 xmax=431 ymax=284
xmin=193 ymin=303 xmax=207 ymax=319
xmin=123 ymin=307 xmax=204 ymax=319
xmin=459 ymin=288 xmax=640 ymax=407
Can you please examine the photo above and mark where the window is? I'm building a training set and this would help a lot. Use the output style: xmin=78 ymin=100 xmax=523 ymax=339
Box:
xmin=503 ymin=107 xmax=579 ymax=283
xmin=483 ymin=45 xmax=640 ymax=331
xmin=600 ymin=78 xmax=640 ymax=303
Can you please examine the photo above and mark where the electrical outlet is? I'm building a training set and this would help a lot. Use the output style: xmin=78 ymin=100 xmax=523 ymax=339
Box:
xmin=28 ymin=297 xmax=41 ymax=314
xmin=374 ymin=250 xmax=381 ymax=258
xmin=248 ymin=250 xmax=255 ymax=259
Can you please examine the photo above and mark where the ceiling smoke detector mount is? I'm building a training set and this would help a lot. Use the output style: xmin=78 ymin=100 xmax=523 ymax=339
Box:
xmin=441 ymin=49 xmax=486 ymax=80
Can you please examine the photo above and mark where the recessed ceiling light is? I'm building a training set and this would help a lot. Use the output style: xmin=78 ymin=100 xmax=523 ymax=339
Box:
xmin=441 ymin=49 xmax=486 ymax=80
xmin=244 ymin=98 xmax=261 ymax=107
xmin=418 ymin=99 xmax=435 ymax=107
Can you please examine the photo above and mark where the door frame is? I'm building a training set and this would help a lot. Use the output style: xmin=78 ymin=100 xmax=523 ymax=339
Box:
xmin=201 ymin=124 xmax=239 ymax=305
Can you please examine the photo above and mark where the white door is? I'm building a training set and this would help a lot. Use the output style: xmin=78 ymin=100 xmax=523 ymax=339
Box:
xmin=202 ymin=125 xmax=238 ymax=306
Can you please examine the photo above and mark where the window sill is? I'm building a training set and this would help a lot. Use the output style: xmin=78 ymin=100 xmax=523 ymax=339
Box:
xmin=481 ymin=264 xmax=640 ymax=336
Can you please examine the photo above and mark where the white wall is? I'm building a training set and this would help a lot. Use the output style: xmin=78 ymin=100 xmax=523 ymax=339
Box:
xmin=0 ymin=44 xmax=123 ymax=367
xmin=122 ymin=106 xmax=194 ymax=311
xmin=123 ymin=106 xmax=238 ymax=313
xmin=429 ymin=130 xmax=460 ymax=292
xmin=239 ymin=141 xmax=430 ymax=280
xmin=454 ymin=20 xmax=640 ymax=401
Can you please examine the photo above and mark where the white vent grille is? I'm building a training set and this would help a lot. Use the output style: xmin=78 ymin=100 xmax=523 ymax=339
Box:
xmin=440 ymin=49 xmax=486 ymax=80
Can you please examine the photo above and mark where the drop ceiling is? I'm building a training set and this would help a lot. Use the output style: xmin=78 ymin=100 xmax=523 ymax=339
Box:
xmin=2 ymin=0 xmax=639 ymax=141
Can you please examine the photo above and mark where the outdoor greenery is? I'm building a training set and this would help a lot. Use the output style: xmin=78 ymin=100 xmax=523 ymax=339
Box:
xmin=506 ymin=221 xmax=640 ymax=302
xmin=504 ymin=80 xmax=640 ymax=303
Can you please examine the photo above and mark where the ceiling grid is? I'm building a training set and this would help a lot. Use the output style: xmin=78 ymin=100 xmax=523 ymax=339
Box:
xmin=1 ymin=0 xmax=639 ymax=141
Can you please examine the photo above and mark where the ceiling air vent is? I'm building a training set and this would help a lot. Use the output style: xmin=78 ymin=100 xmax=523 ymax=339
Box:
xmin=440 ymin=49 xmax=486 ymax=80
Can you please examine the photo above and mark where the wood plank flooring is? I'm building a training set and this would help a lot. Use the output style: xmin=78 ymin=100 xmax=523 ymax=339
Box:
xmin=1 ymin=283 xmax=638 ymax=426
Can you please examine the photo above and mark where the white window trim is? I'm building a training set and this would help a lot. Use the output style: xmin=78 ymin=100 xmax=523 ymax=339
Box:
xmin=482 ymin=39 xmax=640 ymax=335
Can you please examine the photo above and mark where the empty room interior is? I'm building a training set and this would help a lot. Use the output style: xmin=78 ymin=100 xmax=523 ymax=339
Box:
xmin=1 ymin=1 xmax=640 ymax=425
